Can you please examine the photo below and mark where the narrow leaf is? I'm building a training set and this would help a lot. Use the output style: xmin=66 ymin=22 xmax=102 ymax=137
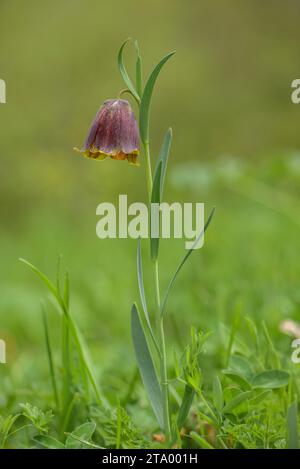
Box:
xmin=161 ymin=207 xmax=216 ymax=316
xmin=117 ymin=38 xmax=140 ymax=103
xmin=56 ymin=254 xmax=63 ymax=298
xmin=139 ymin=51 xmax=175 ymax=144
xmin=116 ymin=399 xmax=122 ymax=449
xmin=177 ymin=385 xmax=195 ymax=430
xmin=20 ymin=258 xmax=104 ymax=407
xmin=212 ymin=376 xmax=224 ymax=411
xmin=153 ymin=128 xmax=172 ymax=200
xmin=287 ymin=400 xmax=299 ymax=449
xmin=225 ymin=304 xmax=241 ymax=367
xmin=19 ymin=258 xmax=58 ymax=302
xmin=134 ymin=40 xmax=143 ymax=97
xmin=131 ymin=303 xmax=163 ymax=428
xmin=42 ymin=307 xmax=59 ymax=409
xmin=64 ymin=271 xmax=70 ymax=308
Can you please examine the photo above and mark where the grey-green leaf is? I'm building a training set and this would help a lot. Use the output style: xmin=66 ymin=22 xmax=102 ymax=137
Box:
xmin=131 ymin=303 xmax=163 ymax=428
xmin=139 ymin=51 xmax=175 ymax=144
xmin=134 ymin=40 xmax=143 ymax=97
xmin=251 ymin=370 xmax=290 ymax=389
xmin=154 ymin=128 xmax=172 ymax=200
xmin=118 ymin=39 xmax=140 ymax=103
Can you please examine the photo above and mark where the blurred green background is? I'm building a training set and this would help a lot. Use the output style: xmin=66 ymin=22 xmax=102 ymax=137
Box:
xmin=1 ymin=0 xmax=300 ymax=404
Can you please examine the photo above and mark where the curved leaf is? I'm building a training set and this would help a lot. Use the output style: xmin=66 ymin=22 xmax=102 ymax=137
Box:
xmin=161 ymin=207 xmax=216 ymax=316
xmin=134 ymin=40 xmax=143 ymax=97
xmin=118 ymin=38 xmax=140 ymax=103
xmin=139 ymin=51 xmax=175 ymax=144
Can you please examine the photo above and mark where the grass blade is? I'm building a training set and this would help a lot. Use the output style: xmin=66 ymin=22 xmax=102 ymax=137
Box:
xmin=64 ymin=271 xmax=70 ymax=308
xmin=19 ymin=258 xmax=59 ymax=302
xmin=139 ymin=51 xmax=175 ymax=144
xmin=61 ymin=310 xmax=73 ymax=409
xmin=118 ymin=38 xmax=140 ymax=103
xmin=161 ymin=207 xmax=216 ymax=316
xmin=42 ymin=307 xmax=59 ymax=410
xmin=287 ymin=400 xmax=299 ymax=449
xmin=20 ymin=258 xmax=105 ymax=407
xmin=225 ymin=303 xmax=241 ymax=367
xmin=131 ymin=303 xmax=163 ymax=428
xmin=116 ymin=399 xmax=122 ymax=449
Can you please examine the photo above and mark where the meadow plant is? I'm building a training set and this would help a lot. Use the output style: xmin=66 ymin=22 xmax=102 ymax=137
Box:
xmin=74 ymin=38 xmax=215 ymax=444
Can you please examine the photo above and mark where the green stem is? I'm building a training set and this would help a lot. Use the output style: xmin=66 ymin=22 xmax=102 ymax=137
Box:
xmin=143 ymin=140 xmax=171 ymax=441
xmin=143 ymin=141 xmax=153 ymax=201
xmin=155 ymin=260 xmax=171 ymax=440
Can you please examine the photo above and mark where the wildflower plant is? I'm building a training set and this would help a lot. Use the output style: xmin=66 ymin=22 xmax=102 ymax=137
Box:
xmin=113 ymin=38 xmax=215 ymax=443
xmin=74 ymin=38 xmax=215 ymax=443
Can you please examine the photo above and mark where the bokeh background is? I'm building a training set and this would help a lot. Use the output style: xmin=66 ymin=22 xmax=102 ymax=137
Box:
xmin=1 ymin=0 xmax=300 ymax=409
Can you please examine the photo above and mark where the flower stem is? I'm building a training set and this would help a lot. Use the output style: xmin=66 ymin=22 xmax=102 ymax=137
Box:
xmin=143 ymin=141 xmax=153 ymax=200
xmin=143 ymin=140 xmax=171 ymax=442
xmin=154 ymin=260 xmax=171 ymax=441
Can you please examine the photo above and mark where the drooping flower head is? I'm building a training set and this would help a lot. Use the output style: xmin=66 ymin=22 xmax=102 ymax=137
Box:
xmin=75 ymin=99 xmax=140 ymax=165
